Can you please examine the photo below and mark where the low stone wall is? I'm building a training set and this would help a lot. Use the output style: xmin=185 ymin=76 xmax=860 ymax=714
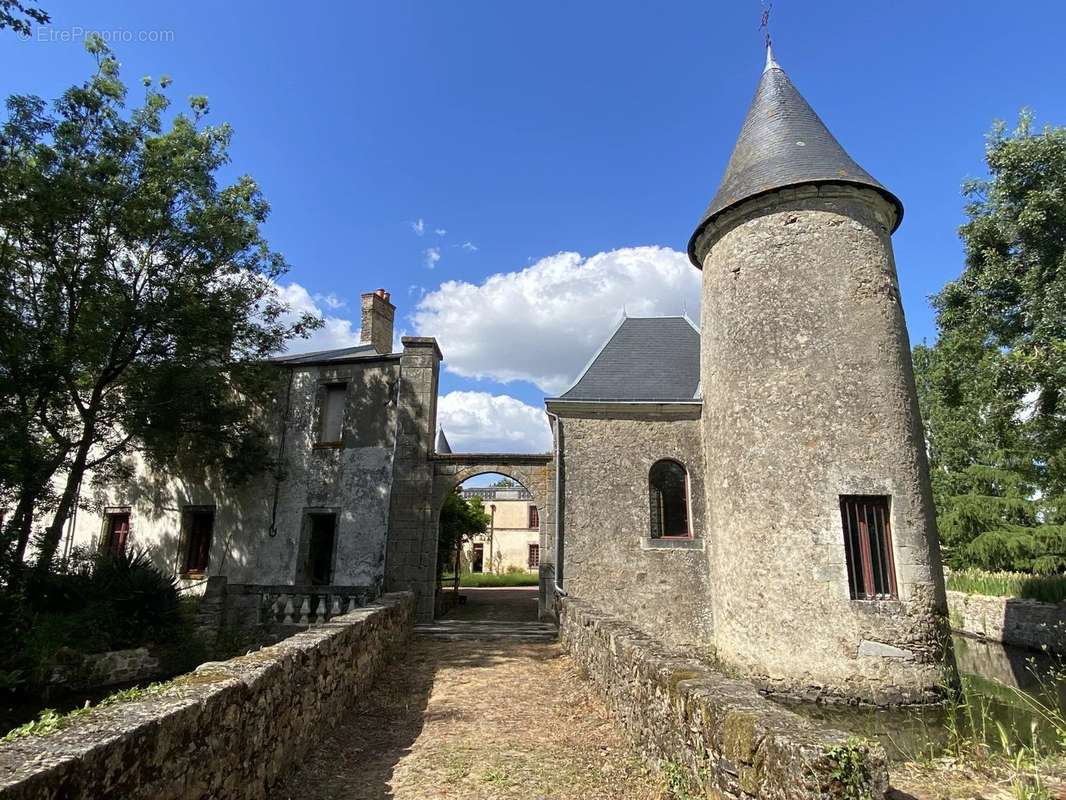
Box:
xmin=947 ymin=590 xmax=1066 ymax=654
xmin=0 ymin=592 xmax=414 ymax=800
xmin=49 ymin=647 xmax=161 ymax=691
xmin=560 ymin=597 xmax=890 ymax=800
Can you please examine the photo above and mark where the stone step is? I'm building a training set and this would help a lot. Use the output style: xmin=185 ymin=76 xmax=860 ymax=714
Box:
xmin=415 ymin=620 xmax=558 ymax=642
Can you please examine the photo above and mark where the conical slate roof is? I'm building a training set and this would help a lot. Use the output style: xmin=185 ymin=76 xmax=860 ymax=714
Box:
xmin=435 ymin=428 xmax=452 ymax=454
xmin=687 ymin=47 xmax=903 ymax=267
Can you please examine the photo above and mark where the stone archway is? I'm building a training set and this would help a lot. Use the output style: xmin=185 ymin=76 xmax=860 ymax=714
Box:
xmin=431 ymin=454 xmax=554 ymax=620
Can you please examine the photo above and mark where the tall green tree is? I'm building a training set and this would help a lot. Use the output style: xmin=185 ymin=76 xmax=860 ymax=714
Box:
xmin=0 ymin=36 xmax=318 ymax=578
xmin=914 ymin=111 xmax=1066 ymax=573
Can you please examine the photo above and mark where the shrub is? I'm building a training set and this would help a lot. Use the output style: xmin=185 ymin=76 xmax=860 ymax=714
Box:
xmin=947 ymin=569 xmax=1066 ymax=604
xmin=5 ymin=548 xmax=183 ymax=686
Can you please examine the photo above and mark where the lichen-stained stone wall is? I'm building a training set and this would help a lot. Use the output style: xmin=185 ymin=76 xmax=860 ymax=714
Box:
xmin=0 ymin=592 xmax=414 ymax=800
xmin=69 ymin=357 xmax=402 ymax=589
xmin=947 ymin=591 xmax=1066 ymax=654
xmin=560 ymin=597 xmax=890 ymax=800
xmin=557 ymin=410 xmax=713 ymax=650
xmin=697 ymin=185 xmax=952 ymax=703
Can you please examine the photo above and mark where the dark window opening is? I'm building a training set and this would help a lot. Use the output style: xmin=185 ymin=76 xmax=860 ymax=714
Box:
xmin=528 ymin=505 xmax=539 ymax=529
xmin=471 ymin=543 xmax=484 ymax=573
xmin=318 ymin=383 xmax=347 ymax=443
xmin=306 ymin=513 xmax=337 ymax=586
xmin=839 ymin=495 xmax=897 ymax=600
xmin=183 ymin=508 xmax=214 ymax=574
xmin=528 ymin=543 xmax=540 ymax=568
xmin=105 ymin=511 xmax=130 ymax=555
xmin=649 ymin=460 xmax=690 ymax=538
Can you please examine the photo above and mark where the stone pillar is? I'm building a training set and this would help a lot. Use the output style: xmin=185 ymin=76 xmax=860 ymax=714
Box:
xmin=696 ymin=185 xmax=951 ymax=704
xmin=385 ymin=336 xmax=441 ymax=621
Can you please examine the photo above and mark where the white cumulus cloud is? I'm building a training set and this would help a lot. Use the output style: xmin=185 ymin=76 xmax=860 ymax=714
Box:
xmin=277 ymin=282 xmax=362 ymax=354
xmin=410 ymin=218 xmax=425 ymax=236
xmin=424 ymin=247 xmax=441 ymax=269
xmin=412 ymin=246 xmax=700 ymax=395
xmin=437 ymin=391 xmax=551 ymax=453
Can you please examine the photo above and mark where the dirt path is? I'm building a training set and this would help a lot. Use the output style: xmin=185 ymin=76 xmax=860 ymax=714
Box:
xmin=271 ymin=589 xmax=665 ymax=800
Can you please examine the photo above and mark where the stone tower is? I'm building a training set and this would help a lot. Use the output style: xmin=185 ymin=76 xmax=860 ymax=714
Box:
xmin=688 ymin=47 xmax=952 ymax=704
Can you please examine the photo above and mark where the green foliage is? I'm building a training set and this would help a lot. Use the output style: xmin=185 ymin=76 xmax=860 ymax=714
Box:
xmin=0 ymin=1 xmax=48 ymax=36
xmin=4 ymin=548 xmax=183 ymax=687
xmin=436 ymin=492 xmax=490 ymax=578
xmin=914 ymin=111 xmax=1066 ymax=574
xmin=824 ymin=737 xmax=876 ymax=800
xmin=947 ymin=569 xmax=1066 ymax=604
xmin=442 ymin=571 xmax=538 ymax=588
xmin=0 ymin=36 xmax=319 ymax=576
xmin=2 ymin=681 xmax=166 ymax=742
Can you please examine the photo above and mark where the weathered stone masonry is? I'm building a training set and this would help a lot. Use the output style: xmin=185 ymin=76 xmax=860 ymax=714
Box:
xmin=947 ymin=590 xmax=1066 ymax=655
xmin=560 ymin=597 xmax=890 ymax=800
xmin=553 ymin=409 xmax=712 ymax=650
xmin=0 ymin=592 xmax=414 ymax=800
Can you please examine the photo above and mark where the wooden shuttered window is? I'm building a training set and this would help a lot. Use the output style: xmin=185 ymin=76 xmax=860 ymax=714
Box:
xmin=105 ymin=511 xmax=130 ymax=555
xmin=528 ymin=543 xmax=540 ymax=568
xmin=839 ymin=495 xmax=897 ymax=600
xmin=528 ymin=505 xmax=539 ymax=529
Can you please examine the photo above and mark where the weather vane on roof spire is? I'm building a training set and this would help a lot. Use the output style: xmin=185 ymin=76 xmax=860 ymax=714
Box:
xmin=760 ymin=1 xmax=773 ymax=51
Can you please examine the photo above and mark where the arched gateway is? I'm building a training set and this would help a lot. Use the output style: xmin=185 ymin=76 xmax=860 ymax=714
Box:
xmin=385 ymin=449 xmax=554 ymax=622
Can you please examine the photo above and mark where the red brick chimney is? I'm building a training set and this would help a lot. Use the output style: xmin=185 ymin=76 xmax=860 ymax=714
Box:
xmin=360 ymin=288 xmax=395 ymax=354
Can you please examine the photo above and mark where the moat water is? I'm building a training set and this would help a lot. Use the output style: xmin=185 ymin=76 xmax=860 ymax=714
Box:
xmin=782 ymin=634 xmax=1066 ymax=761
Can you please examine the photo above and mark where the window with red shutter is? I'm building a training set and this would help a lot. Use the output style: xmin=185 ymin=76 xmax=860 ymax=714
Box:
xmin=839 ymin=496 xmax=897 ymax=600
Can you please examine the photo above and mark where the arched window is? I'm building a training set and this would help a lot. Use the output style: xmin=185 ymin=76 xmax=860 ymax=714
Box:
xmin=649 ymin=460 xmax=690 ymax=539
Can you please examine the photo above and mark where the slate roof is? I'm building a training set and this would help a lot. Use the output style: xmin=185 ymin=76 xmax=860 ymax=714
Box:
xmin=552 ymin=316 xmax=700 ymax=403
xmin=435 ymin=428 xmax=452 ymax=454
xmin=687 ymin=47 xmax=903 ymax=267
xmin=271 ymin=343 xmax=389 ymax=365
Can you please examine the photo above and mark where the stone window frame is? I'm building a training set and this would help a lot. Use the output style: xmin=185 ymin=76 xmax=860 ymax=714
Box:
xmin=296 ymin=507 xmax=340 ymax=586
xmin=178 ymin=504 xmax=216 ymax=578
xmin=314 ymin=381 xmax=349 ymax=448
xmin=99 ymin=506 xmax=132 ymax=555
xmin=648 ymin=458 xmax=693 ymax=540
xmin=839 ymin=494 xmax=899 ymax=602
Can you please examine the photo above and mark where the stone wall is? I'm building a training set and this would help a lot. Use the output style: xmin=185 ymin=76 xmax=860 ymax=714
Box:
xmin=48 ymin=648 xmax=160 ymax=691
xmin=0 ymin=592 xmax=414 ymax=800
xmin=553 ymin=409 xmax=713 ymax=650
xmin=947 ymin=591 xmax=1066 ymax=654
xmin=69 ymin=355 xmax=402 ymax=589
xmin=697 ymin=185 xmax=951 ymax=703
xmin=560 ymin=597 xmax=890 ymax=800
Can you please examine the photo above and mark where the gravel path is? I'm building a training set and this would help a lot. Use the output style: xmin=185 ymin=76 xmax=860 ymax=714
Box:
xmin=270 ymin=589 xmax=666 ymax=800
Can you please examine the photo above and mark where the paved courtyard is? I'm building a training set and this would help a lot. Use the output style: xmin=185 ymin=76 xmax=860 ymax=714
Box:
xmin=270 ymin=587 xmax=666 ymax=800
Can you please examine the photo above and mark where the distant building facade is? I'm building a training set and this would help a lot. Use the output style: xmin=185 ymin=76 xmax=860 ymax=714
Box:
xmin=459 ymin=485 xmax=540 ymax=574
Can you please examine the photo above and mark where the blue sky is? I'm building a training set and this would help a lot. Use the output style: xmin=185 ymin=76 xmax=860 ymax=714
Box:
xmin=3 ymin=1 xmax=1062 ymax=452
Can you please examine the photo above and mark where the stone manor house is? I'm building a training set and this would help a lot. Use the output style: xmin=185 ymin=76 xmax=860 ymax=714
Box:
xmin=62 ymin=47 xmax=951 ymax=705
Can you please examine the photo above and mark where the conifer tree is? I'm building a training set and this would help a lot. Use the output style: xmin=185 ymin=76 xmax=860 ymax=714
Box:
xmin=914 ymin=111 xmax=1066 ymax=573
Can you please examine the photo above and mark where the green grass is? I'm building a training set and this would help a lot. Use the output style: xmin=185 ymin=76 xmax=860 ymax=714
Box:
xmin=2 ymin=682 xmax=168 ymax=742
xmin=947 ymin=569 xmax=1066 ymax=604
xmin=441 ymin=572 xmax=539 ymax=588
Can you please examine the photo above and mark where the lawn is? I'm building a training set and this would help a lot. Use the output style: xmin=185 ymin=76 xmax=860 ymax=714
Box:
xmin=441 ymin=572 xmax=539 ymax=588
xmin=946 ymin=568 xmax=1066 ymax=604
